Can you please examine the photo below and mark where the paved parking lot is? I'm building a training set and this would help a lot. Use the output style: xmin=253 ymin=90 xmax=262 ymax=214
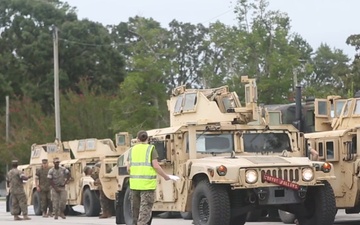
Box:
xmin=1 ymin=200 xmax=360 ymax=225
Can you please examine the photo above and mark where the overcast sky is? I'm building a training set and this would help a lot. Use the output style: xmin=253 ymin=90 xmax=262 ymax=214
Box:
xmin=64 ymin=0 xmax=359 ymax=57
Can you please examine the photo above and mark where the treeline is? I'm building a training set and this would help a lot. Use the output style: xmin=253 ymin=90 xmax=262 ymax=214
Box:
xmin=0 ymin=0 xmax=360 ymax=177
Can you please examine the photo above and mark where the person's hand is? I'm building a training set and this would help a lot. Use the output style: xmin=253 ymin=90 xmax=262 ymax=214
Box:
xmin=168 ymin=175 xmax=180 ymax=181
xmin=55 ymin=188 xmax=61 ymax=193
xmin=36 ymin=186 xmax=40 ymax=192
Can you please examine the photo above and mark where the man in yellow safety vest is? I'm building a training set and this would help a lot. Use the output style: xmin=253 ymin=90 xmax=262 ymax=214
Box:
xmin=127 ymin=130 xmax=178 ymax=225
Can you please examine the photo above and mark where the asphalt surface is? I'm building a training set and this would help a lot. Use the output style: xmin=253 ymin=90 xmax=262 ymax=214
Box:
xmin=1 ymin=200 xmax=360 ymax=225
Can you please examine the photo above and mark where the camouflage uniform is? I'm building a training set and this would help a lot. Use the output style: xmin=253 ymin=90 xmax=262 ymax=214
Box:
xmin=129 ymin=143 xmax=159 ymax=225
xmin=6 ymin=168 xmax=28 ymax=218
xmin=91 ymin=165 xmax=112 ymax=218
xmin=36 ymin=165 xmax=53 ymax=216
xmin=131 ymin=190 xmax=154 ymax=225
xmin=47 ymin=165 xmax=69 ymax=219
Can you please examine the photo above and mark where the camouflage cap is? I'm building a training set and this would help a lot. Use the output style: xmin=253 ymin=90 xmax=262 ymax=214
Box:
xmin=53 ymin=157 xmax=60 ymax=163
xmin=42 ymin=159 xmax=48 ymax=163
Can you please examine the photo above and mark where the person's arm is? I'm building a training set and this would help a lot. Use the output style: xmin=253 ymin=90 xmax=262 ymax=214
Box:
xmin=19 ymin=170 xmax=31 ymax=181
xmin=126 ymin=149 xmax=131 ymax=173
xmin=6 ymin=173 xmax=10 ymax=187
xmin=152 ymin=160 xmax=170 ymax=181
xmin=35 ymin=169 xmax=40 ymax=191
xmin=310 ymin=149 xmax=319 ymax=161
xmin=64 ymin=168 xmax=71 ymax=184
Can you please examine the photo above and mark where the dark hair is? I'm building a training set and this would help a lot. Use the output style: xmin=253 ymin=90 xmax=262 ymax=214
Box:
xmin=137 ymin=130 xmax=148 ymax=142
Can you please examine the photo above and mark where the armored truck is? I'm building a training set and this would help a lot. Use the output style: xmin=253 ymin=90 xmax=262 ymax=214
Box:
xmin=6 ymin=132 xmax=131 ymax=217
xmin=115 ymin=76 xmax=337 ymax=225
xmin=60 ymin=132 xmax=131 ymax=216
xmin=304 ymin=95 xmax=360 ymax=215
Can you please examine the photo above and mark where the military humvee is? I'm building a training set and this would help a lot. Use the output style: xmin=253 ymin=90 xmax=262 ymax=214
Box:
xmin=6 ymin=132 xmax=131 ymax=217
xmin=61 ymin=132 xmax=131 ymax=216
xmin=115 ymin=76 xmax=337 ymax=225
xmin=304 ymin=95 xmax=360 ymax=215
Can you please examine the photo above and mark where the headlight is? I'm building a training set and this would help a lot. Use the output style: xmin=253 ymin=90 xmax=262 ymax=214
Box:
xmin=302 ymin=168 xmax=314 ymax=181
xmin=245 ymin=170 xmax=258 ymax=184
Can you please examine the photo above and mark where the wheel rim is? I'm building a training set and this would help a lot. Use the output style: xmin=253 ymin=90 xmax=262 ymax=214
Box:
xmin=198 ymin=196 xmax=209 ymax=223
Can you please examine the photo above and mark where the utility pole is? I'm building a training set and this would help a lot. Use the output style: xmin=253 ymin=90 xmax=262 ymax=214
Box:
xmin=5 ymin=96 xmax=9 ymax=143
xmin=53 ymin=26 xmax=61 ymax=141
xmin=6 ymin=96 xmax=9 ymax=172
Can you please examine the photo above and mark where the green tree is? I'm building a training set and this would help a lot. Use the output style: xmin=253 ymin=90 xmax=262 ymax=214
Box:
xmin=304 ymin=44 xmax=350 ymax=98
xmin=110 ymin=17 xmax=170 ymax=133
xmin=0 ymin=0 xmax=125 ymax=111
xmin=346 ymin=34 xmax=360 ymax=95
xmin=60 ymin=79 xmax=116 ymax=140
xmin=232 ymin=0 xmax=313 ymax=104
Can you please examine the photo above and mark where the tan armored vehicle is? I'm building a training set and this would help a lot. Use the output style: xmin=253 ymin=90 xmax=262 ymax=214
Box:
xmin=304 ymin=94 xmax=360 ymax=215
xmin=61 ymin=132 xmax=131 ymax=216
xmin=6 ymin=132 xmax=131 ymax=217
xmin=115 ymin=76 xmax=337 ymax=225
xmin=6 ymin=140 xmax=71 ymax=215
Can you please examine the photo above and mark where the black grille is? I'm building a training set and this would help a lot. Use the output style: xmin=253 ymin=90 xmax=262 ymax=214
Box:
xmin=261 ymin=168 xmax=300 ymax=183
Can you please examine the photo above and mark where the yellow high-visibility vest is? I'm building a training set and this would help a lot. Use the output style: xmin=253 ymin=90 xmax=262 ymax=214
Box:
xmin=129 ymin=144 xmax=157 ymax=190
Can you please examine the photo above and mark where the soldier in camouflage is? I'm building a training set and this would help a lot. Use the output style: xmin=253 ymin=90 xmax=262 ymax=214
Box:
xmin=6 ymin=160 xmax=31 ymax=220
xmin=47 ymin=157 xmax=70 ymax=220
xmin=91 ymin=162 xmax=113 ymax=219
xmin=128 ymin=130 xmax=172 ymax=225
xmin=35 ymin=158 xmax=53 ymax=217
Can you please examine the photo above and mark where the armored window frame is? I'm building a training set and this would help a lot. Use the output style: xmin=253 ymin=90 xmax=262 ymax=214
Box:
xmin=317 ymin=142 xmax=324 ymax=159
xmin=353 ymin=99 xmax=360 ymax=115
xmin=47 ymin=144 xmax=58 ymax=153
xmin=335 ymin=100 xmax=346 ymax=117
xmin=182 ymin=93 xmax=197 ymax=112
xmin=325 ymin=140 xmax=338 ymax=161
xmin=174 ymin=94 xmax=184 ymax=114
xmin=78 ymin=140 xmax=85 ymax=151
xmin=316 ymin=100 xmax=328 ymax=116
xmin=342 ymin=100 xmax=352 ymax=117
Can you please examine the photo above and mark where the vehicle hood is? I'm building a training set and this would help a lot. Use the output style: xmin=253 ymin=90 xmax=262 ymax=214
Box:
xmin=191 ymin=155 xmax=313 ymax=168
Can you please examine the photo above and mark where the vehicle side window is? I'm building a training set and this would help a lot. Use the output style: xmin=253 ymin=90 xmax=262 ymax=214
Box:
xmin=326 ymin=141 xmax=334 ymax=159
xmin=318 ymin=142 xmax=324 ymax=158
xmin=174 ymin=94 xmax=183 ymax=114
xmin=318 ymin=101 xmax=327 ymax=116
xmin=354 ymin=99 xmax=360 ymax=115
xmin=183 ymin=93 xmax=197 ymax=111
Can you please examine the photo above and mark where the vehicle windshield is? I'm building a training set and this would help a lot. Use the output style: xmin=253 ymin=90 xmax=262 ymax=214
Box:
xmin=243 ymin=132 xmax=291 ymax=153
xmin=196 ymin=133 xmax=234 ymax=153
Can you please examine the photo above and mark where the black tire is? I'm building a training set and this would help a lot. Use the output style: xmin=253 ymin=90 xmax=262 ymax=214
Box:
xmin=181 ymin=211 xmax=193 ymax=220
xmin=32 ymin=191 xmax=42 ymax=215
xmin=192 ymin=180 xmax=230 ymax=225
xmin=123 ymin=187 xmax=133 ymax=225
xmin=278 ymin=210 xmax=296 ymax=224
xmin=83 ymin=189 xmax=101 ymax=216
xmin=296 ymin=181 xmax=336 ymax=225
xmin=116 ymin=191 xmax=125 ymax=224
xmin=123 ymin=186 xmax=153 ymax=225
xmin=109 ymin=199 xmax=116 ymax=216
xmin=6 ymin=194 xmax=11 ymax=212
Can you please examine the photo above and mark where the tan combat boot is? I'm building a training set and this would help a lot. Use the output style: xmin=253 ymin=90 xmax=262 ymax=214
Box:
xmin=59 ymin=213 xmax=66 ymax=219
xmin=42 ymin=212 xmax=48 ymax=218
xmin=99 ymin=211 xmax=110 ymax=219
xmin=14 ymin=215 xmax=23 ymax=221
xmin=23 ymin=215 xmax=31 ymax=220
